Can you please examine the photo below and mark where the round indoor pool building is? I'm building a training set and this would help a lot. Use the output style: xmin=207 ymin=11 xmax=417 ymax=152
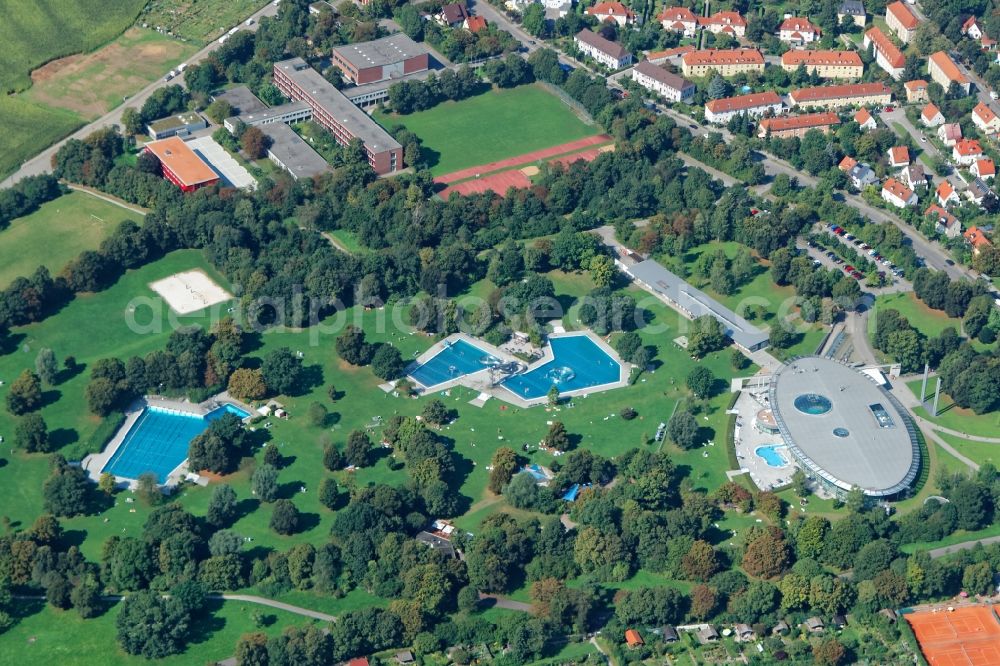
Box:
xmin=768 ymin=356 xmax=920 ymax=500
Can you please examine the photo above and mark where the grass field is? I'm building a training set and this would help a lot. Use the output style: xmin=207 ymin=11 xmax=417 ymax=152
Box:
xmin=0 ymin=190 xmax=140 ymax=288
xmin=905 ymin=379 xmax=1000 ymax=439
xmin=0 ymin=96 xmax=83 ymax=181
xmin=934 ymin=431 xmax=1000 ymax=468
xmin=140 ymin=0 xmax=268 ymax=43
xmin=374 ymin=84 xmax=600 ymax=175
xmin=874 ymin=292 xmax=965 ymax=340
xmin=0 ymin=0 xmax=146 ymax=94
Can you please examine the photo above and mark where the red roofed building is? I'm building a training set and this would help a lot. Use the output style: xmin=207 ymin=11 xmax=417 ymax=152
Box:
xmin=855 ymin=107 xmax=876 ymax=130
xmin=645 ymin=45 xmax=696 ymax=64
xmin=839 ymin=155 xmax=858 ymax=171
xmin=938 ymin=122 xmax=962 ymax=146
xmin=586 ymin=1 xmax=635 ymax=26
xmin=864 ymin=27 xmax=906 ymax=79
xmin=658 ymin=6 xmax=699 ymax=37
xmin=972 ymin=158 xmax=996 ymax=180
xmin=886 ymin=1 xmax=919 ymax=43
xmin=143 ymin=137 xmax=219 ymax=193
xmin=704 ymin=91 xmax=783 ymax=124
xmin=964 ymin=226 xmax=992 ymax=254
xmin=463 ymin=15 xmax=487 ymax=32
xmin=963 ymin=16 xmax=984 ymax=39
xmin=888 ymin=146 xmax=910 ymax=167
xmin=920 ymin=103 xmax=944 ymax=127
xmin=758 ymin=111 xmax=840 ymax=138
xmin=972 ymin=102 xmax=1000 ymax=134
xmin=953 ymin=138 xmax=985 ymax=165
xmin=882 ymin=177 xmax=917 ymax=208
xmin=905 ymin=79 xmax=929 ymax=102
xmin=698 ymin=11 xmax=747 ymax=37
xmin=625 ymin=629 xmax=645 ymax=648
xmin=925 ymin=203 xmax=962 ymax=238
xmin=682 ymin=49 xmax=764 ymax=77
xmin=780 ymin=50 xmax=863 ymax=78
xmin=937 ymin=180 xmax=960 ymax=207
xmin=347 ymin=658 xmax=370 ymax=666
xmin=789 ymin=82 xmax=892 ymax=109
xmin=928 ymin=51 xmax=970 ymax=95
xmin=780 ymin=16 xmax=821 ymax=43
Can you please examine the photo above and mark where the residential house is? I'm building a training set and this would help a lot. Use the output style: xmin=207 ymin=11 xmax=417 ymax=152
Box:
xmin=864 ymin=27 xmax=905 ymax=79
xmin=902 ymin=163 xmax=926 ymax=189
xmin=772 ymin=620 xmax=791 ymax=635
xmin=697 ymin=625 xmax=720 ymax=643
xmin=972 ymin=157 xmax=996 ymax=180
xmin=885 ymin=1 xmax=919 ymax=43
xmin=347 ymin=658 xmax=370 ymax=666
xmin=936 ymin=180 xmax=960 ymax=207
xmin=704 ymin=91 xmax=783 ymax=124
xmin=965 ymin=226 xmax=993 ymax=254
xmin=855 ymin=107 xmax=877 ymax=130
xmin=972 ymin=102 xmax=1000 ymax=135
xmin=662 ymin=626 xmax=679 ymax=642
xmin=805 ymin=617 xmax=826 ymax=632
xmin=734 ymin=624 xmax=755 ymax=641
xmin=780 ymin=50 xmax=863 ymax=79
xmin=585 ymin=1 xmax=635 ymax=26
xmin=928 ymin=51 xmax=970 ymax=95
xmin=888 ymin=146 xmax=910 ymax=167
xmin=574 ymin=29 xmax=633 ymax=69
xmin=963 ymin=16 xmax=984 ymax=40
xmin=463 ymin=15 xmax=487 ymax=32
xmin=780 ymin=16 xmax=822 ymax=44
xmin=789 ymin=82 xmax=892 ymax=109
xmin=938 ymin=122 xmax=962 ymax=146
xmin=840 ymin=155 xmax=878 ymax=188
xmin=682 ymin=49 xmax=765 ymax=77
xmin=698 ymin=11 xmax=747 ymax=38
xmin=925 ymin=203 xmax=961 ymax=237
xmin=953 ymin=138 xmax=985 ymax=165
xmin=904 ymin=79 xmax=929 ymax=102
xmin=833 ymin=615 xmax=848 ymax=629
xmin=631 ymin=60 xmax=695 ymax=102
xmin=921 ymin=103 xmax=944 ymax=127
xmin=395 ymin=651 xmax=415 ymax=665
xmin=658 ymin=6 xmax=699 ymax=37
xmin=882 ymin=177 xmax=917 ymax=207
xmin=966 ymin=178 xmax=995 ymax=206
xmin=838 ymin=0 xmax=867 ymax=27
xmin=645 ymin=44 xmax=696 ymax=64
xmin=436 ymin=2 xmax=469 ymax=27
xmin=624 ymin=629 xmax=644 ymax=648
xmin=415 ymin=531 xmax=458 ymax=558
xmin=758 ymin=111 xmax=841 ymax=138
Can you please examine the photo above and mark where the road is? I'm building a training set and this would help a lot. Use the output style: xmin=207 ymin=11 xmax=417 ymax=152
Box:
xmin=467 ymin=0 xmax=593 ymax=73
xmin=0 ymin=1 xmax=279 ymax=189
xmin=928 ymin=534 xmax=1000 ymax=559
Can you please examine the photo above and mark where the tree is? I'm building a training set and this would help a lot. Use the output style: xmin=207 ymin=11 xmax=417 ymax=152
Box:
xmin=742 ymin=528 xmax=791 ymax=578
xmin=260 ymin=347 xmax=303 ymax=396
xmin=319 ymin=477 xmax=339 ymax=510
xmin=206 ymin=484 xmax=238 ymax=528
xmin=688 ymin=316 xmax=727 ymax=358
xmin=813 ymin=637 xmax=846 ymax=666
xmin=708 ymin=75 xmax=731 ymax=99
xmin=951 ymin=479 xmax=988 ymax=531
xmin=15 ymin=413 xmax=50 ymax=453
xmin=521 ymin=2 xmax=546 ymax=36
xmin=71 ymin=575 xmax=103 ymax=619
xmin=371 ymin=343 xmax=405 ymax=380
xmin=543 ymin=421 xmax=571 ymax=451
xmin=227 ymin=368 xmax=266 ymax=400
xmin=208 ymin=530 xmax=243 ymax=557
xmin=99 ymin=472 xmax=117 ymax=495
xmin=962 ymin=561 xmax=993 ymax=596
xmin=241 ymin=126 xmax=268 ymax=159
xmin=35 ymin=348 xmax=58 ymax=385
xmin=270 ymin=499 xmax=301 ymax=535
xmin=43 ymin=459 xmax=92 ymax=517
xmin=188 ymin=413 xmax=247 ymax=474
xmin=251 ymin=464 xmax=278 ymax=503
xmin=6 ymin=369 xmax=42 ymax=415
xmin=308 ymin=401 xmax=329 ymax=427
xmin=686 ymin=366 xmax=716 ymax=399
xmin=853 ymin=539 xmax=896 ymax=581
xmin=205 ymin=99 xmax=234 ymax=124
xmin=489 ymin=447 xmax=519 ymax=494
xmin=547 ymin=384 xmax=560 ymax=407
xmin=689 ymin=584 xmax=718 ymax=619
xmin=589 ymin=255 xmax=615 ymax=288
xmin=421 ymin=398 xmax=451 ymax=426
xmin=121 ymin=107 xmax=143 ymax=137
xmin=336 ymin=325 xmax=374 ymax=366
xmin=323 ymin=443 xmax=344 ymax=471
xmin=668 ymin=409 xmax=700 ymax=449
xmin=344 ymin=429 xmax=372 ymax=467
xmin=681 ymin=540 xmax=720 ymax=581
xmin=135 ymin=473 xmax=162 ymax=506
xmin=115 ymin=590 xmax=191 ymax=658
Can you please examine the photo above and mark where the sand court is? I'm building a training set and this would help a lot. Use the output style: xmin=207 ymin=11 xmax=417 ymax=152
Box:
xmin=149 ymin=270 xmax=233 ymax=314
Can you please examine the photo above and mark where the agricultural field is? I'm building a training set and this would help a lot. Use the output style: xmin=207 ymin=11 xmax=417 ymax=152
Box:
xmin=0 ymin=190 xmax=140 ymax=288
xmin=374 ymin=84 xmax=601 ymax=175
xmin=0 ymin=97 xmax=82 ymax=182
xmin=0 ymin=0 xmax=146 ymax=93
xmin=22 ymin=28 xmax=198 ymax=120
xmin=140 ymin=0 xmax=268 ymax=43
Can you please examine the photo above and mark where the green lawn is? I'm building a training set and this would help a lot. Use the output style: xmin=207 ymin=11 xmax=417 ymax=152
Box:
xmin=0 ymin=96 xmax=83 ymax=181
xmin=374 ymin=84 xmax=601 ymax=175
xmin=0 ymin=190 xmax=140 ymax=288
xmin=874 ymin=292 xmax=964 ymax=340
xmin=905 ymin=380 xmax=1000 ymax=439
xmin=934 ymin=431 xmax=1000 ymax=468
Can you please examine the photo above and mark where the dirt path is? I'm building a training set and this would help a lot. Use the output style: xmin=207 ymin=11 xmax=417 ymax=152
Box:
xmin=319 ymin=231 xmax=352 ymax=254
xmin=66 ymin=183 xmax=148 ymax=216
xmin=478 ymin=592 xmax=531 ymax=612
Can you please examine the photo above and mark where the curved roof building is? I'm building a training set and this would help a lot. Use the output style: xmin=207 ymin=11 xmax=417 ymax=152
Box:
xmin=768 ymin=356 xmax=920 ymax=499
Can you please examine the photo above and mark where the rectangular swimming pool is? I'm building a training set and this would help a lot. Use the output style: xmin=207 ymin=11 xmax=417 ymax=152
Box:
xmin=500 ymin=335 xmax=621 ymax=400
xmin=409 ymin=339 xmax=497 ymax=388
xmin=103 ymin=403 xmax=250 ymax=483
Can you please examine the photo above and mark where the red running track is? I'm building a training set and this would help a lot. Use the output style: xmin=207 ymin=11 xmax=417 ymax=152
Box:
xmin=439 ymin=170 xmax=531 ymax=198
xmin=434 ymin=134 xmax=612 ymax=185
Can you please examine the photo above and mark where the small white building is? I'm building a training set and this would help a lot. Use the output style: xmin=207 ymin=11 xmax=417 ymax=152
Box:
xmin=574 ymin=29 xmax=633 ymax=70
xmin=920 ymin=103 xmax=944 ymax=127
xmin=779 ymin=16 xmax=821 ymax=44
xmin=882 ymin=177 xmax=917 ymax=208
xmin=704 ymin=91 xmax=783 ymax=124
xmin=953 ymin=138 xmax=985 ymax=166
xmin=584 ymin=1 xmax=635 ymax=27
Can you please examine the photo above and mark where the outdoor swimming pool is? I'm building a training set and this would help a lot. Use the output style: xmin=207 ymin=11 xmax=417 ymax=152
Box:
xmin=103 ymin=403 xmax=250 ymax=483
xmin=501 ymin=335 xmax=621 ymax=400
xmin=755 ymin=444 xmax=790 ymax=469
xmin=409 ymin=339 xmax=498 ymax=388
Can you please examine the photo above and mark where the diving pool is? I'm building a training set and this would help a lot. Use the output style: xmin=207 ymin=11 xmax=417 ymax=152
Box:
xmin=755 ymin=444 xmax=790 ymax=469
xmin=409 ymin=339 xmax=499 ymax=388
xmin=102 ymin=403 xmax=250 ymax=483
xmin=501 ymin=335 xmax=621 ymax=400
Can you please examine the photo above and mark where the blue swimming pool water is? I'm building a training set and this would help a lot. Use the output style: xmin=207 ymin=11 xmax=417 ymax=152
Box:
xmin=409 ymin=339 xmax=498 ymax=388
xmin=501 ymin=335 xmax=621 ymax=400
xmin=103 ymin=403 xmax=250 ymax=483
xmin=755 ymin=445 xmax=789 ymax=468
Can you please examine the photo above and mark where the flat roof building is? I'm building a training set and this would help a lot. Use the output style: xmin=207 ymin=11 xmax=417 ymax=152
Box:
xmin=332 ymin=33 xmax=429 ymax=85
xmin=147 ymin=111 xmax=208 ymax=140
xmin=626 ymin=259 xmax=769 ymax=352
xmin=273 ymin=57 xmax=402 ymax=175
xmin=223 ymin=100 xmax=313 ymax=133
xmin=769 ymin=356 xmax=920 ymax=499
xmin=213 ymin=86 xmax=268 ymax=116
xmin=259 ymin=123 xmax=332 ymax=181
xmin=144 ymin=136 xmax=220 ymax=192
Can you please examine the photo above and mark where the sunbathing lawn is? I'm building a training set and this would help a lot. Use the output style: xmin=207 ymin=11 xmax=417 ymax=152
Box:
xmin=874 ymin=292 xmax=964 ymax=340
xmin=374 ymin=84 xmax=600 ymax=175
xmin=905 ymin=379 xmax=1000 ymax=439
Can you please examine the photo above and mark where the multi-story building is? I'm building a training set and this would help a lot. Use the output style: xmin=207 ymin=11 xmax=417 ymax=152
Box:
xmin=779 ymin=16 xmax=822 ymax=44
xmin=953 ymin=138 xmax=985 ymax=165
xmin=658 ymin=6 xmax=698 ymax=37
xmin=904 ymin=79 xmax=929 ymax=102
xmin=585 ymin=1 xmax=635 ymax=26
xmin=972 ymin=102 xmax=1000 ymax=134
xmin=574 ymin=29 xmax=633 ymax=69
xmin=259 ymin=123 xmax=331 ymax=181
xmin=855 ymin=107 xmax=877 ymax=130
xmin=682 ymin=48 xmax=764 ymax=77
xmin=780 ymin=50 xmax=863 ymax=79
xmin=631 ymin=61 xmax=695 ymax=102
xmin=882 ymin=177 xmax=917 ymax=208
xmin=704 ymin=91 xmax=783 ymax=124
xmin=888 ymin=146 xmax=910 ymax=168
xmin=757 ymin=111 xmax=840 ymax=138
xmin=938 ymin=123 xmax=962 ymax=146
xmin=273 ymin=58 xmax=402 ymax=175
xmin=789 ymin=82 xmax=892 ymax=109
xmin=964 ymin=226 xmax=993 ymax=255
xmin=838 ymin=0 xmax=867 ymax=28
xmin=972 ymin=158 xmax=996 ymax=180
xmin=863 ymin=27 xmax=905 ymax=79
xmin=143 ymin=136 xmax=220 ymax=193
xmin=936 ymin=180 xmax=960 ymax=207
xmin=885 ymin=1 xmax=919 ymax=43
xmin=331 ymin=34 xmax=429 ymax=85
xmin=928 ymin=51 xmax=970 ymax=96
xmin=698 ymin=11 xmax=747 ymax=37
xmin=925 ymin=203 xmax=962 ymax=237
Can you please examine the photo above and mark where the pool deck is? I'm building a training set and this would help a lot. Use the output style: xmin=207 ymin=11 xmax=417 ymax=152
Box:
xmin=81 ymin=393 xmax=253 ymax=488
xmin=405 ymin=331 xmax=631 ymax=408
xmin=732 ymin=387 xmax=798 ymax=491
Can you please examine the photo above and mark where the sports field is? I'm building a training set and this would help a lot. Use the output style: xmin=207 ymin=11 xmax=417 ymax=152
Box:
xmin=0 ymin=191 xmax=138 ymax=288
xmin=0 ymin=0 xmax=146 ymax=94
xmin=374 ymin=84 xmax=601 ymax=175
xmin=907 ymin=605 xmax=1000 ymax=666
xmin=0 ymin=97 xmax=83 ymax=181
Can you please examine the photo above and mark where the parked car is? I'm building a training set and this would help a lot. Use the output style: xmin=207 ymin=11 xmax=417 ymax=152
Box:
xmin=845 ymin=265 xmax=855 ymax=273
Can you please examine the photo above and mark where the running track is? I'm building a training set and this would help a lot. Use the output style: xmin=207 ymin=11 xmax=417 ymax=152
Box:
xmin=434 ymin=134 xmax=612 ymax=185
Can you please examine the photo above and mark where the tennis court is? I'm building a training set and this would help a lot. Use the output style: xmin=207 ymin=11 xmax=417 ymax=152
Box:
xmin=906 ymin=606 xmax=1000 ymax=666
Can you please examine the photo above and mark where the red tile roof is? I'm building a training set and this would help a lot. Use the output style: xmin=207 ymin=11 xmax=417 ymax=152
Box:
xmin=855 ymin=108 xmax=874 ymax=124
xmin=790 ymin=82 xmax=892 ymax=103
xmin=705 ymin=91 xmax=782 ymax=114
xmin=586 ymin=1 xmax=635 ymax=18
xmin=882 ymin=177 xmax=914 ymax=201
xmin=974 ymin=158 xmax=996 ymax=176
xmin=781 ymin=17 xmax=821 ymax=33
xmin=658 ymin=6 xmax=698 ymax=22
xmin=965 ymin=226 xmax=992 ymax=247
xmin=866 ymin=27 xmax=905 ymax=68
xmin=904 ymin=79 xmax=928 ymax=91
xmin=929 ymin=51 xmax=968 ymax=84
xmin=887 ymin=1 xmax=919 ymax=30
xmin=781 ymin=49 xmax=863 ymax=68
xmin=889 ymin=146 xmax=910 ymax=165
xmin=937 ymin=180 xmax=956 ymax=200
xmin=683 ymin=48 xmax=764 ymax=66
xmin=925 ymin=203 xmax=958 ymax=227
xmin=974 ymin=102 xmax=999 ymax=125
xmin=921 ymin=103 xmax=942 ymax=121
xmin=645 ymin=45 xmax=696 ymax=61
xmin=955 ymin=138 xmax=984 ymax=156
xmin=699 ymin=11 xmax=747 ymax=28
xmin=464 ymin=15 xmax=487 ymax=32
xmin=759 ymin=111 xmax=841 ymax=133
xmin=839 ymin=155 xmax=858 ymax=171
xmin=625 ymin=629 xmax=644 ymax=647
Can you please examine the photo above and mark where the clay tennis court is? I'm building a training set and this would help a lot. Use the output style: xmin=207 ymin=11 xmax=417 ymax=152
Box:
xmin=438 ymin=170 xmax=532 ymax=198
xmin=906 ymin=606 xmax=1000 ymax=666
xmin=434 ymin=135 xmax=612 ymax=185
